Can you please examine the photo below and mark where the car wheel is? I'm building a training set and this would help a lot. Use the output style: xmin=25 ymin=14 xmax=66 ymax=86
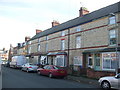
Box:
xmin=49 ymin=73 xmax=53 ymax=78
xmin=101 ymin=81 xmax=111 ymax=89
xmin=37 ymin=71 xmax=41 ymax=75
xmin=27 ymin=69 xmax=29 ymax=73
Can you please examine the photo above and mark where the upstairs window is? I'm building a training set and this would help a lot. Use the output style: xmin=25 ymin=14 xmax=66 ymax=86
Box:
xmin=38 ymin=38 xmax=41 ymax=43
xmin=45 ymin=43 xmax=48 ymax=52
xmin=109 ymin=16 xmax=116 ymax=25
xmin=76 ymin=36 xmax=81 ymax=48
xmin=46 ymin=36 xmax=49 ymax=40
xmin=61 ymin=40 xmax=65 ymax=50
xmin=109 ymin=30 xmax=117 ymax=45
xmin=37 ymin=44 xmax=40 ymax=52
xmin=61 ymin=31 xmax=65 ymax=36
xmin=76 ymin=26 xmax=81 ymax=32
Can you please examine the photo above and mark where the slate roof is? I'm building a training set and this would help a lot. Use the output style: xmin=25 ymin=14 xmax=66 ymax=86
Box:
xmin=30 ymin=1 xmax=120 ymax=41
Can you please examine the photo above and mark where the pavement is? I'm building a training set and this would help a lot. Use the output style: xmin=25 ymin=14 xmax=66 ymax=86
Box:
xmin=65 ymin=75 xmax=99 ymax=86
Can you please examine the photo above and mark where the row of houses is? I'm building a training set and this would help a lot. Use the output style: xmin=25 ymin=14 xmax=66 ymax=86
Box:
xmin=9 ymin=2 xmax=120 ymax=79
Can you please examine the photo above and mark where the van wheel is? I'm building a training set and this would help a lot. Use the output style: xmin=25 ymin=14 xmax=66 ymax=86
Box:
xmin=101 ymin=81 xmax=111 ymax=89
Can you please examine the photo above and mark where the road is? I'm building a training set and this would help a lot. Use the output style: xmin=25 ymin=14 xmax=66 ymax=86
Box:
xmin=2 ymin=66 xmax=99 ymax=88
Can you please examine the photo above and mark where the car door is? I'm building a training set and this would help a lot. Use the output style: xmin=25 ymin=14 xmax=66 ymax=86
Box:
xmin=42 ymin=66 xmax=48 ymax=75
xmin=111 ymin=74 xmax=120 ymax=89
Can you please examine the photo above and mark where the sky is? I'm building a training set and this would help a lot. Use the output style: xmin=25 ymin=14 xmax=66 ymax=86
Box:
xmin=0 ymin=0 xmax=119 ymax=50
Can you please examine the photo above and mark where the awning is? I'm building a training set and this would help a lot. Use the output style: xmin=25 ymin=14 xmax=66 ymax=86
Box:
xmin=47 ymin=52 xmax=67 ymax=56
xmin=83 ymin=47 xmax=120 ymax=54
xmin=47 ymin=52 xmax=58 ymax=56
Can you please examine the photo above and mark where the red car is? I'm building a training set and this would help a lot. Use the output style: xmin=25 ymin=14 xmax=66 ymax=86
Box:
xmin=37 ymin=65 xmax=67 ymax=78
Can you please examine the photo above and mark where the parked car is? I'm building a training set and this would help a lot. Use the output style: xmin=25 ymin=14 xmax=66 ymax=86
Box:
xmin=98 ymin=73 xmax=120 ymax=89
xmin=21 ymin=63 xmax=38 ymax=72
xmin=10 ymin=55 xmax=27 ymax=69
xmin=37 ymin=65 xmax=67 ymax=78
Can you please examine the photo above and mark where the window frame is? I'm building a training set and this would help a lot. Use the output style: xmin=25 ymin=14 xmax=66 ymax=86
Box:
xmin=109 ymin=16 xmax=116 ymax=25
xmin=61 ymin=31 xmax=65 ymax=36
xmin=61 ymin=40 xmax=65 ymax=50
xmin=76 ymin=36 xmax=81 ymax=48
xmin=109 ymin=29 xmax=117 ymax=46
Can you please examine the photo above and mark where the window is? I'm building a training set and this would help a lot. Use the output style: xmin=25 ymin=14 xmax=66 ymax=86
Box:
xmin=95 ymin=54 xmax=100 ymax=66
xmin=38 ymin=38 xmax=41 ymax=43
xmin=61 ymin=31 xmax=65 ymax=36
xmin=28 ymin=47 xmax=31 ymax=54
xmin=102 ymin=52 xmax=119 ymax=70
xmin=109 ymin=30 xmax=116 ymax=45
xmin=28 ymin=41 xmax=31 ymax=45
xmin=76 ymin=36 xmax=81 ymax=48
xmin=55 ymin=55 xmax=65 ymax=67
xmin=73 ymin=56 xmax=82 ymax=66
xmin=61 ymin=40 xmax=65 ymax=50
xmin=37 ymin=44 xmax=40 ymax=52
xmin=46 ymin=36 xmax=49 ymax=40
xmin=109 ymin=16 xmax=116 ymax=25
xmin=76 ymin=26 xmax=81 ymax=32
xmin=46 ymin=43 xmax=48 ymax=52
xmin=88 ymin=54 xmax=93 ymax=68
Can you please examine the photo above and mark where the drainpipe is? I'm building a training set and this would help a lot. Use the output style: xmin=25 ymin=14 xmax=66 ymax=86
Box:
xmin=67 ymin=28 xmax=70 ymax=67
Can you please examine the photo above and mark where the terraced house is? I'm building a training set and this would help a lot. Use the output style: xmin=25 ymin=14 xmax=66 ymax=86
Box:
xmin=27 ymin=2 xmax=120 ymax=78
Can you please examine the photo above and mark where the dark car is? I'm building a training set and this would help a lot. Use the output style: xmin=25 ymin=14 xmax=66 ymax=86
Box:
xmin=37 ymin=65 xmax=67 ymax=78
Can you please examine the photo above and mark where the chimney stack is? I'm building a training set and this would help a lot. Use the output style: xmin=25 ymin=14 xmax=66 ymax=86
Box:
xmin=36 ymin=29 xmax=42 ymax=34
xmin=52 ymin=20 xmax=60 ymax=27
xmin=79 ymin=7 xmax=89 ymax=17
xmin=25 ymin=36 xmax=31 ymax=41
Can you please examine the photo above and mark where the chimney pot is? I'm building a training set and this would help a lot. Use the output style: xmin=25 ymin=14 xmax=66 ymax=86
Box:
xmin=79 ymin=7 xmax=89 ymax=17
xmin=36 ymin=29 xmax=42 ymax=34
xmin=52 ymin=20 xmax=60 ymax=27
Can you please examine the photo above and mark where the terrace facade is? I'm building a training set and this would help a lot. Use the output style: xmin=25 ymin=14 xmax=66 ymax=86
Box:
xmin=27 ymin=2 xmax=120 ymax=78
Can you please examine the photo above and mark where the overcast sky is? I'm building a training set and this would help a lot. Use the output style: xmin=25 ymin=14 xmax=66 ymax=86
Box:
xmin=0 ymin=0 xmax=119 ymax=50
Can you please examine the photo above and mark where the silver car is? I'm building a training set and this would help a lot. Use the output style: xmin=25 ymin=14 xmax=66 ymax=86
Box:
xmin=21 ymin=63 xmax=38 ymax=72
xmin=98 ymin=73 xmax=120 ymax=89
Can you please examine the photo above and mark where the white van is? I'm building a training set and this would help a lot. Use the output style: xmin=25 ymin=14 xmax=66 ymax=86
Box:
xmin=10 ymin=55 xmax=27 ymax=69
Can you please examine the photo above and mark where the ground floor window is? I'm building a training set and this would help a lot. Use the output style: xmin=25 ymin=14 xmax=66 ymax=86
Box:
xmin=95 ymin=54 xmax=100 ymax=66
xmin=102 ymin=52 xmax=119 ymax=70
xmin=73 ymin=56 xmax=82 ymax=66
xmin=55 ymin=55 xmax=66 ymax=67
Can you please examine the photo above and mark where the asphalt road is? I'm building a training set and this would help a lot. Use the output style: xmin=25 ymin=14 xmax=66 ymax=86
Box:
xmin=2 ymin=66 xmax=99 ymax=88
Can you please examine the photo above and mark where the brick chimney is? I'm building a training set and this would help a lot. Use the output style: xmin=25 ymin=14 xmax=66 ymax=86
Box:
xmin=79 ymin=7 xmax=89 ymax=17
xmin=36 ymin=29 xmax=42 ymax=34
xmin=25 ymin=36 xmax=31 ymax=41
xmin=52 ymin=20 xmax=60 ymax=27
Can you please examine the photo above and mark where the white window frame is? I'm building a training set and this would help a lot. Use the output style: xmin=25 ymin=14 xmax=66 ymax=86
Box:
xmin=46 ymin=43 xmax=48 ymax=52
xmin=55 ymin=55 xmax=65 ymax=67
xmin=38 ymin=38 xmax=41 ymax=43
xmin=88 ymin=54 xmax=93 ymax=68
xmin=109 ymin=16 xmax=116 ymax=25
xmin=102 ymin=52 xmax=119 ymax=71
xmin=37 ymin=44 xmax=40 ymax=52
xmin=109 ymin=29 xmax=117 ymax=46
xmin=46 ymin=36 xmax=49 ymax=40
xmin=61 ymin=31 xmax=65 ymax=36
xmin=76 ymin=36 xmax=81 ymax=48
xmin=28 ymin=47 xmax=31 ymax=54
xmin=61 ymin=40 xmax=65 ymax=50
xmin=73 ymin=56 xmax=82 ymax=66
xmin=76 ymin=26 xmax=81 ymax=32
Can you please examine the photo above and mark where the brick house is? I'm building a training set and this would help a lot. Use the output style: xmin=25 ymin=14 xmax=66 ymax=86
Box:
xmin=27 ymin=2 xmax=120 ymax=78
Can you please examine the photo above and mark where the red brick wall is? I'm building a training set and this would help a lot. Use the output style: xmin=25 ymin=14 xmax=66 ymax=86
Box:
xmin=87 ymin=68 xmax=116 ymax=79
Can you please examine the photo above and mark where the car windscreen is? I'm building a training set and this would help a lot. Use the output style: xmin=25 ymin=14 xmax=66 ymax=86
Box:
xmin=53 ymin=66 xmax=63 ymax=69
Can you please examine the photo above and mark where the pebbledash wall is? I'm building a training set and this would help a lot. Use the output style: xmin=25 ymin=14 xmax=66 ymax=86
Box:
xmin=27 ymin=2 xmax=120 ymax=78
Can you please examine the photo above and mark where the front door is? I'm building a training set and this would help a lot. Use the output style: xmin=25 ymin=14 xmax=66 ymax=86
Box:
xmin=94 ymin=53 xmax=100 ymax=70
